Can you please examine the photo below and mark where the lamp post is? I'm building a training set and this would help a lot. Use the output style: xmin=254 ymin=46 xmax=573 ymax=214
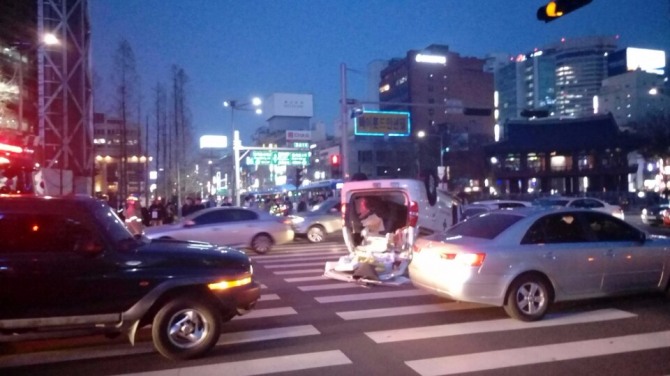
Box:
xmin=417 ymin=130 xmax=448 ymax=187
xmin=222 ymin=97 xmax=262 ymax=205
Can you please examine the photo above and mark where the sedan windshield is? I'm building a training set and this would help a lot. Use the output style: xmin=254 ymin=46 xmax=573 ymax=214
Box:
xmin=535 ymin=198 xmax=570 ymax=207
xmin=445 ymin=212 xmax=524 ymax=240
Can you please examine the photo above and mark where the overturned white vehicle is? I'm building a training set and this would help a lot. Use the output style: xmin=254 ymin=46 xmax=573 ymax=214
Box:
xmin=325 ymin=178 xmax=462 ymax=285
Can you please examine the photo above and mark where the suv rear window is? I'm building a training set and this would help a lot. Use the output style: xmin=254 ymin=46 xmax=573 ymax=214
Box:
xmin=444 ymin=212 xmax=523 ymax=239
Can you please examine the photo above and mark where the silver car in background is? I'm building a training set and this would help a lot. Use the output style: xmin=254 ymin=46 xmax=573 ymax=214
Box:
xmin=289 ymin=198 xmax=342 ymax=243
xmin=409 ymin=207 xmax=670 ymax=321
xmin=144 ymin=206 xmax=294 ymax=254
xmin=534 ymin=196 xmax=625 ymax=220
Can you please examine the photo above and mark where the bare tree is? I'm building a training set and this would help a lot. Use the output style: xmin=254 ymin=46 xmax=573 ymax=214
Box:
xmin=111 ymin=39 xmax=138 ymax=206
xmin=169 ymin=65 xmax=196 ymax=211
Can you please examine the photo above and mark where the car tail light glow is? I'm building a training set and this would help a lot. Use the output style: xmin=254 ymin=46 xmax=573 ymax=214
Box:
xmin=208 ymin=276 xmax=252 ymax=290
xmin=408 ymin=201 xmax=419 ymax=227
xmin=440 ymin=252 xmax=486 ymax=267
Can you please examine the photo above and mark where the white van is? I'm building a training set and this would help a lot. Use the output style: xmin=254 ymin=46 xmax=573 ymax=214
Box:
xmin=340 ymin=178 xmax=462 ymax=254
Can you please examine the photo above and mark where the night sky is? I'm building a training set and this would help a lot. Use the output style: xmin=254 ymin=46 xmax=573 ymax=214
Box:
xmin=90 ymin=0 xmax=670 ymax=144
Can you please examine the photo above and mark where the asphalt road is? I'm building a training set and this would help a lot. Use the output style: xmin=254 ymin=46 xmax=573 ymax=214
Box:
xmin=1 ymin=228 xmax=670 ymax=376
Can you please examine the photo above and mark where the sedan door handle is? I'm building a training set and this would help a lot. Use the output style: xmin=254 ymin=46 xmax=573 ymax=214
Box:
xmin=605 ymin=249 xmax=615 ymax=258
xmin=543 ymin=252 xmax=556 ymax=260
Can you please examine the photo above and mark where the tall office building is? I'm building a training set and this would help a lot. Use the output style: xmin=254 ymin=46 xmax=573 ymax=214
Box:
xmin=376 ymin=44 xmax=494 ymax=184
xmin=495 ymin=36 xmax=618 ymax=128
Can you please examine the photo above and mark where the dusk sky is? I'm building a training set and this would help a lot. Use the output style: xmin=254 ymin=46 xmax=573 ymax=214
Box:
xmin=89 ymin=0 xmax=670 ymax=144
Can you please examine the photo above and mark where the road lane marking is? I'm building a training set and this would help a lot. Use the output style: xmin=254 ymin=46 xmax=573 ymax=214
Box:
xmin=405 ymin=330 xmax=670 ymax=376
xmin=315 ymin=289 xmax=431 ymax=303
xmin=0 ymin=325 xmax=320 ymax=368
xmin=235 ymin=307 xmax=297 ymax=320
xmin=217 ymin=325 xmax=320 ymax=345
xmin=263 ymin=261 xmax=328 ymax=269
xmin=366 ymin=308 xmax=637 ymax=343
xmin=298 ymin=283 xmax=362 ymax=291
xmin=255 ymin=255 xmax=342 ymax=264
xmin=337 ymin=302 xmax=484 ymax=320
xmin=253 ymin=251 xmax=346 ymax=261
xmin=273 ymin=268 xmax=324 ymax=275
xmin=285 ymin=275 xmax=328 ymax=282
xmin=122 ymin=350 xmax=352 ymax=376
xmin=259 ymin=293 xmax=280 ymax=301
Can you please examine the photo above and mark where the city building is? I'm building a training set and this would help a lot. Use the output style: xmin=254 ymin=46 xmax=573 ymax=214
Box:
xmin=485 ymin=114 xmax=640 ymax=196
xmin=0 ymin=0 xmax=92 ymax=195
xmin=599 ymin=47 xmax=669 ymax=128
xmin=359 ymin=44 xmax=494 ymax=185
xmin=93 ymin=112 xmax=147 ymax=208
xmin=495 ymin=36 xmax=618 ymax=129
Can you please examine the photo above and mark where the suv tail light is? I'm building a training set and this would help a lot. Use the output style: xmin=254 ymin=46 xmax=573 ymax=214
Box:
xmin=408 ymin=200 xmax=419 ymax=227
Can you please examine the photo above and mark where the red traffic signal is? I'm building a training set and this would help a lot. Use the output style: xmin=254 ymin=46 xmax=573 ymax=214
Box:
xmin=330 ymin=154 xmax=340 ymax=166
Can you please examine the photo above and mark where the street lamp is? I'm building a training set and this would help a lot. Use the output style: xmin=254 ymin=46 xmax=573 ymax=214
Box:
xmin=417 ymin=130 xmax=449 ymax=188
xmin=417 ymin=130 xmax=446 ymax=168
xmin=222 ymin=97 xmax=263 ymax=205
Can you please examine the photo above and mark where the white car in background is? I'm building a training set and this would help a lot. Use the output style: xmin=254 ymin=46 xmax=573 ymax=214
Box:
xmin=463 ymin=199 xmax=533 ymax=219
xmin=533 ymin=196 xmax=624 ymax=220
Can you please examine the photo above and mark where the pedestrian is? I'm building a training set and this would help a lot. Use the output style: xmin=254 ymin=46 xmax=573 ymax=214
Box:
xmin=123 ymin=196 xmax=144 ymax=235
xmin=221 ymin=196 xmax=233 ymax=206
xmin=181 ymin=197 xmax=194 ymax=217
xmin=149 ymin=198 xmax=166 ymax=226
xmin=193 ymin=197 xmax=206 ymax=213
xmin=297 ymin=195 xmax=308 ymax=212
xmin=205 ymin=195 xmax=217 ymax=208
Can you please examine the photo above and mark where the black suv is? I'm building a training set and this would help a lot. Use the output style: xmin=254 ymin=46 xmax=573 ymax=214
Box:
xmin=0 ymin=195 xmax=260 ymax=360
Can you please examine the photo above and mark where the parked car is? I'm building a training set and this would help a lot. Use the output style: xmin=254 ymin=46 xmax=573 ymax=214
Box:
xmin=0 ymin=194 xmax=260 ymax=360
xmin=144 ymin=206 xmax=294 ymax=254
xmin=533 ymin=196 xmax=625 ymax=220
xmin=462 ymin=199 xmax=533 ymax=219
xmin=409 ymin=207 xmax=670 ymax=321
xmin=641 ymin=203 xmax=670 ymax=226
xmin=289 ymin=197 xmax=342 ymax=243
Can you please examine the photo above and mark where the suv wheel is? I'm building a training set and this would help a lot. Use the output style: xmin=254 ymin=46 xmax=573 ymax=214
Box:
xmin=251 ymin=234 xmax=273 ymax=254
xmin=152 ymin=297 xmax=221 ymax=360
xmin=307 ymin=225 xmax=326 ymax=243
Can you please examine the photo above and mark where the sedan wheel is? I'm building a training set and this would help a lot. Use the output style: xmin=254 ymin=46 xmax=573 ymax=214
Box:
xmin=307 ymin=226 xmax=326 ymax=243
xmin=251 ymin=234 xmax=273 ymax=254
xmin=504 ymin=275 xmax=551 ymax=321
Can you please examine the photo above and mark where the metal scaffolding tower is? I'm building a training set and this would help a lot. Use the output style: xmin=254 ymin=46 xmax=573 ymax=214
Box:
xmin=37 ymin=0 xmax=92 ymax=195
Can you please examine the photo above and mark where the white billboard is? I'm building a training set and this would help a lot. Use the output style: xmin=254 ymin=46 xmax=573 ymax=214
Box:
xmin=286 ymin=130 xmax=312 ymax=141
xmin=264 ymin=93 xmax=313 ymax=119
xmin=199 ymin=135 xmax=228 ymax=149
xmin=626 ymin=48 xmax=666 ymax=75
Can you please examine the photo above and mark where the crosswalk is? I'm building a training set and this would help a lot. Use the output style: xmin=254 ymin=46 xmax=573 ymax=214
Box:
xmin=2 ymin=240 xmax=670 ymax=376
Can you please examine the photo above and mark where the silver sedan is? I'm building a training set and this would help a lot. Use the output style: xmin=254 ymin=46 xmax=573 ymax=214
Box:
xmin=144 ymin=207 xmax=294 ymax=254
xmin=409 ymin=207 xmax=670 ymax=321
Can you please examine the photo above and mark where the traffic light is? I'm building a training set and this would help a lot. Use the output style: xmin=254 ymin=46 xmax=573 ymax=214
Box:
xmin=330 ymin=154 xmax=341 ymax=179
xmin=537 ymin=0 xmax=592 ymax=22
xmin=295 ymin=167 xmax=304 ymax=188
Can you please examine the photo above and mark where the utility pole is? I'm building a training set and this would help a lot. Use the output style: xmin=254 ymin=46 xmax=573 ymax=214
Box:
xmin=340 ymin=63 xmax=349 ymax=179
